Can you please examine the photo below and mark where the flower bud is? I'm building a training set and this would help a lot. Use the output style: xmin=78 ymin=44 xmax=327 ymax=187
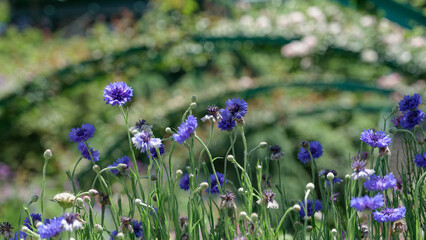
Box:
xmin=95 ymin=224 xmax=103 ymax=232
xmin=200 ymin=182 xmax=209 ymax=190
xmin=189 ymin=174 xmax=194 ymax=179
xmin=306 ymin=183 xmax=315 ymax=191
xmin=21 ymin=226 xmax=30 ymax=233
xmin=190 ymin=102 xmax=197 ymax=109
xmin=89 ymin=189 xmax=98 ymax=197
xmin=83 ymin=196 xmax=91 ymax=203
xmin=176 ymin=170 xmax=183 ymax=178
xmin=301 ymin=141 xmax=309 ymax=149
xmin=345 ymin=174 xmax=350 ymax=179
xmin=36 ymin=222 xmax=43 ymax=228
xmin=31 ymin=195 xmax=39 ymax=203
xmin=134 ymin=199 xmax=142 ymax=206
xmin=151 ymin=174 xmax=157 ymax=181
xmin=331 ymin=228 xmax=338 ymax=236
xmin=293 ymin=204 xmax=301 ymax=211
xmin=257 ymin=165 xmax=262 ymax=170
xmin=239 ymin=211 xmax=247 ymax=219
xmin=76 ymin=197 xmax=84 ymax=207
xmin=117 ymin=232 xmax=125 ymax=239
xmin=306 ymin=225 xmax=313 ymax=232
xmin=327 ymin=172 xmax=335 ymax=181
xmin=227 ymin=155 xmax=235 ymax=162
xmin=165 ymin=127 xmax=173 ymax=134
xmin=70 ymin=238 xmax=75 ymax=240
xmin=389 ymin=127 xmax=397 ymax=134
xmin=191 ymin=96 xmax=197 ymax=102
xmin=186 ymin=166 xmax=191 ymax=172
xmin=152 ymin=195 xmax=157 ymax=202
xmin=414 ymin=125 xmax=422 ymax=134
xmin=117 ymin=163 xmax=128 ymax=172
xmin=43 ymin=149 xmax=52 ymax=160
xmin=251 ymin=213 xmax=258 ymax=220
xmin=238 ymin=188 xmax=244 ymax=193
xmin=259 ymin=142 xmax=268 ymax=148
xmin=93 ymin=165 xmax=100 ymax=173
xmin=391 ymin=105 xmax=399 ymax=114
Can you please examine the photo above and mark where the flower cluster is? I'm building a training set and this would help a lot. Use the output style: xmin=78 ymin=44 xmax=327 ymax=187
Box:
xmin=394 ymin=94 xmax=424 ymax=130
xmin=350 ymin=194 xmax=384 ymax=212
xmin=364 ymin=173 xmax=397 ymax=192
xmin=173 ymin=115 xmax=198 ymax=144
xmin=360 ymin=129 xmax=391 ymax=148
xmin=297 ymin=141 xmax=323 ymax=164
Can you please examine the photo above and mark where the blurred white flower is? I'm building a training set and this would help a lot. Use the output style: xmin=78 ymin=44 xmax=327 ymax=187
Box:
xmin=307 ymin=6 xmax=325 ymax=22
xmin=361 ymin=49 xmax=378 ymax=63
xmin=360 ymin=16 xmax=376 ymax=27
xmin=377 ymin=73 xmax=401 ymax=89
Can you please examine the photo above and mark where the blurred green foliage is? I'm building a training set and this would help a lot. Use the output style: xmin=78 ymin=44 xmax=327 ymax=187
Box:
xmin=0 ymin=0 xmax=424 ymax=226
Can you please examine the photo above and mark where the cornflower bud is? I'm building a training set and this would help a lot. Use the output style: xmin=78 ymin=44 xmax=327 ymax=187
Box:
xmin=117 ymin=163 xmax=128 ymax=172
xmin=306 ymin=183 xmax=315 ymax=191
xmin=43 ymin=149 xmax=52 ymax=160
xmin=306 ymin=226 xmax=313 ymax=232
xmin=227 ymin=155 xmax=235 ymax=162
xmin=293 ymin=204 xmax=301 ymax=212
xmin=151 ymin=174 xmax=157 ymax=181
xmin=331 ymin=228 xmax=338 ymax=236
xmin=176 ymin=170 xmax=183 ymax=178
xmin=191 ymin=96 xmax=197 ymax=102
xmin=190 ymin=102 xmax=197 ymax=109
xmin=251 ymin=213 xmax=258 ymax=220
xmin=327 ymin=172 xmax=335 ymax=181
xmin=259 ymin=142 xmax=268 ymax=148
xmin=345 ymin=174 xmax=350 ymax=179
xmin=391 ymin=105 xmax=399 ymax=114
xmin=200 ymin=182 xmax=209 ymax=190
xmin=31 ymin=195 xmax=39 ymax=203
xmin=238 ymin=188 xmax=244 ymax=194
xmin=117 ymin=232 xmax=125 ymax=239
xmin=88 ymin=189 xmax=98 ymax=197
xmin=76 ymin=198 xmax=84 ymax=207
xmin=165 ymin=127 xmax=173 ymax=134
xmin=389 ymin=127 xmax=397 ymax=134
xmin=83 ymin=196 xmax=91 ymax=203
xmin=239 ymin=211 xmax=248 ymax=219
xmin=93 ymin=165 xmax=100 ymax=173
xmin=257 ymin=165 xmax=262 ymax=170
xmin=134 ymin=199 xmax=142 ymax=206
xmin=95 ymin=224 xmax=103 ymax=232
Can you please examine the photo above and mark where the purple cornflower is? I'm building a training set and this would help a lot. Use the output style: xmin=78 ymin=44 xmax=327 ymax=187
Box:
xmin=269 ymin=145 xmax=285 ymax=161
xmin=299 ymin=200 xmax=323 ymax=219
xmin=257 ymin=189 xmax=279 ymax=209
xmin=398 ymin=94 xmax=422 ymax=112
xmin=414 ymin=153 xmax=426 ymax=168
xmin=173 ymin=115 xmax=197 ymax=144
xmin=202 ymin=105 xmax=222 ymax=122
xmin=207 ymin=172 xmax=226 ymax=194
xmin=147 ymin=144 xmax=165 ymax=159
xmin=226 ymin=98 xmax=248 ymax=119
xmin=24 ymin=213 xmax=42 ymax=230
xmin=38 ymin=217 xmax=64 ymax=239
xmin=103 ymin=82 xmax=133 ymax=106
xmin=77 ymin=143 xmax=100 ymax=162
xmin=61 ymin=213 xmax=83 ymax=232
xmin=108 ymin=156 xmax=130 ymax=175
xmin=132 ymin=220 xmax=144 ymax=238
xmin=400 ymin=109 xmax=425 ymax=130
xmin=351 ymin=159 xmax=375 ymax=180
xmin=132 ymin=130 xmax=162 ymax=153
xmin=373 ymin=207 xmax=406 ymax=223
xmin=364 ymin=173 xmax=397 ymax=192
xmin=350 ymin=194 xmax=384 ymax=212
xmin=218 ymin=109 xmax=236 ymax=131
xmin=360 ymin=129 xmax=391 ymax=148
xmin=68 ymin=123 xmax=95 ymax=143
xmin=179 ymin=174 xmax=190 ymax=191
xmin=297 ymin=141 xmax=323 ymax=164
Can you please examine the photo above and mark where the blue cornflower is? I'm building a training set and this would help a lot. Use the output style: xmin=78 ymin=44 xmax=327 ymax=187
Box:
xmin=400 ymin=109 xmax=425 ymax=130
xmin=364 ymin=173 xmax=397 ymax=192
xmin=147 ymin=144 xmax=165 ymax=159
xmin=132 ymin=130 xmax=162 ymax=153
xmin=207 ymin=172 xmax=226 ymax=194
xmin=173 ymin=115 xmax=197 ymax=144
xmin=37 ymin=217 xmax=63 ymax=239
xmin=414 ymin=153 xmax=426 ymax=168
xmin=179 ymin=174 xmax=190 ymax=191
xmin=108 ymin=156 xmax=130 ymax=175
xmin=299 ymin=200 xmax=323 ymax=219
xmin=24 ymin=213 xmax=42 ymax=230
xmin=350 ymin=194 xmax=384 ymax=212
xmin=225 ymin=98 xmax=248 ymax=119
xmin=110 ymin=230 xmax=117 ymax=240
xmin=360 ymin=129 xmax=391 ymax=148
xmin=398 ymin=94 xmax=422 ymax=112
xmin=218 ymin=109 xmax=236 ymax=131
xmin=132 ymin=220 xmax=144 ymax=238
xmin=297 ymin=141 xmax=323 ymax=164
xmin=373 ymin=207 xmax=406 ymax=223
xmin=68 ymin=124 xmax=95 ymax=143
xmin=77 ymin=143 xmax=100 ymax=162
xmin=103 ymin=82 xmax=133 ymax=106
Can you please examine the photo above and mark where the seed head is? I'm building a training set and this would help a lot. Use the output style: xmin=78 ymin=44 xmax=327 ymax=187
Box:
xmin=52 ymin=192 xmax=76 ymax=209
